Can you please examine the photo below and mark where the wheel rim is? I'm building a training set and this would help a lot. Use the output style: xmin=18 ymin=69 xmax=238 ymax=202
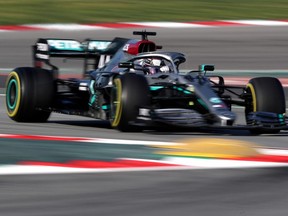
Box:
xmin=7 ymin=79 xmax=17 ymax=109
xmin=6 ymin=72 xmax=21 ymax=117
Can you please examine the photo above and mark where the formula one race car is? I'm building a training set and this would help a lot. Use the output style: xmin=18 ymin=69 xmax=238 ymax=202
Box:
xmin=5 ymin=31 xmax=287 ymax=134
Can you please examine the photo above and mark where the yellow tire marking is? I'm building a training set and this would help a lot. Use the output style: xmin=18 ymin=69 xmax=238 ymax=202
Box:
xmin=6 ymin=72 xmax=21 ymax=117
xmin=246 ymin=83 xmax=257 ymax=112
xmin=112 ymin=78 xmax=122 ymax=127
xmin=155 ymin=138 xmax=260 ymax=159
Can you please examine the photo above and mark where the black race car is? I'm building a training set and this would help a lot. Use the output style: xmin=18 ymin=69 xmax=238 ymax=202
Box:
xmin=5 ymin=31 xmax=287 ymax=133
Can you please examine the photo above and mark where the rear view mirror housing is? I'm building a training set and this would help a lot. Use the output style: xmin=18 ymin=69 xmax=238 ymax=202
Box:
xmin=199 ymin=64 xmax=215 ymax=72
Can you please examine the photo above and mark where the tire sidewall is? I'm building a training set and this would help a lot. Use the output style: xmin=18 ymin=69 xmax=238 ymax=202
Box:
xmin=6 ymin=71 xmax=22 ymax=118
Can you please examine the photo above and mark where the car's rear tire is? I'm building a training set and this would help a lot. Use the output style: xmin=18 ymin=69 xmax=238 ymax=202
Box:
xmin=6 ymin=67 xmax=54 ymax=122
xmin=110 ymin=73 xmax=150 ymax=132
xmin=245 ymin=77 xmax=286 ymax=134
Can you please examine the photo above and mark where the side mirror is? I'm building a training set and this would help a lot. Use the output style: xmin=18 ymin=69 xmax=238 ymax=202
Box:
xmin=199 ymin=64 xmax=215 ymax=72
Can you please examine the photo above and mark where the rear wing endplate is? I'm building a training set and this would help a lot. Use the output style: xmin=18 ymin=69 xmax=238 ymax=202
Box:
xmin=33 ymin=38 xmax=113 ymax=77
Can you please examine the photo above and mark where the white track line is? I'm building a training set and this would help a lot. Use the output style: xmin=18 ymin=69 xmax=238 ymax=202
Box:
xmin=0 ymin=157 xmax=288 ymax=175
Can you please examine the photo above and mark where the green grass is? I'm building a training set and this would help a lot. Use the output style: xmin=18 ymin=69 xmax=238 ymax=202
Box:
xmin=0 ymin=0 xmax=288 ymax=25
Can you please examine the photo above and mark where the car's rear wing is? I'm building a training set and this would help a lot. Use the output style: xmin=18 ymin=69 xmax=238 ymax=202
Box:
xmin=33 ymin=37 xmax=129 ymax=77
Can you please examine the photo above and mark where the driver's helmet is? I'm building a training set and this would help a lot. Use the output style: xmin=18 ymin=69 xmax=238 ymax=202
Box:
xmin=141 ymin=58 xmax=170 ymax=75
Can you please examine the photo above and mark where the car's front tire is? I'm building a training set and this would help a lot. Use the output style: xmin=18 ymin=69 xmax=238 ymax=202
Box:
xmin=245 ymin=77 xmax=286 ymax=134
xmin=110 ymin=73 xmax=150 ymax=132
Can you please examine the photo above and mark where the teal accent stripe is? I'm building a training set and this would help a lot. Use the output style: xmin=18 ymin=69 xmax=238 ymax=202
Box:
xmin=102 ymin=105 xmax=109 ymax=110
xmin=89 ymin=80 xmax=95 ymax=94
xmin=150 ymin=86 xmax=164 ymax=91
xmin=197 ymin=99 xmax=208 ymax=110
xmin=172 ymin=86 xmax=192 ymax=94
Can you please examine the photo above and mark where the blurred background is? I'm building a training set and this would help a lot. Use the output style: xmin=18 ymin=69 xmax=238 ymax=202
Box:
xmin=0 ymin=0 xmax=288 ymax=25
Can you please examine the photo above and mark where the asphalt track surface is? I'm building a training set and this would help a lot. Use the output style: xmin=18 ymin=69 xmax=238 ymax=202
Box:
xmin=1 ymin=26 xmax=288 ymax=216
